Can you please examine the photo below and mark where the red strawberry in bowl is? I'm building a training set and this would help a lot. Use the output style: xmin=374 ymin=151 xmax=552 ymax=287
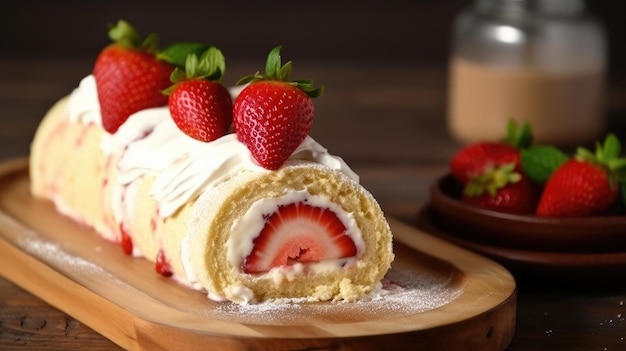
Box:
xmin=242 ymin=202 xmax=358 ymax=274
xmin=233 ymin=46 xmax=324 ymax=170
xmin=164 ymin=47 xmax=233 ymax=142
xmin=93 ymin=20 xmax=174 ymax=134
xmin=450 ymin=120 xmax=532 ymax=184
xmin=535 ymin=134 xmax=626 ymax=217
xmin=462 ymin=163 xmax=538 ymax=214
xmin=450 ymin=120 xmax=538 ymax=214
xmin=451 ymin=142 xmax=521 ymax=184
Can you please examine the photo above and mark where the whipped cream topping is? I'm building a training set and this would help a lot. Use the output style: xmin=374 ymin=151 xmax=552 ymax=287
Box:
xmin=66 ymin=75 xmax=359 ymax=218
xmin=67 ymin=75 xmax=101 ymax=125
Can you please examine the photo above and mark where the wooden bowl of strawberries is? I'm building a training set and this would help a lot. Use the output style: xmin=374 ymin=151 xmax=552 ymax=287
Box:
xmin=426 ymin=121 xmax=626 ymax=254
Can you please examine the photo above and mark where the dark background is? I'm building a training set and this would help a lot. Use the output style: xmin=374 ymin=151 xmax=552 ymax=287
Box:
xmin=1 ymin=1 xmax=624 ymax=80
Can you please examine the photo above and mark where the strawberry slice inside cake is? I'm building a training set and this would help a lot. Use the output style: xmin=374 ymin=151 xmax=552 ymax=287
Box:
xmin=242 ymin=202 xmax=358 ymax=274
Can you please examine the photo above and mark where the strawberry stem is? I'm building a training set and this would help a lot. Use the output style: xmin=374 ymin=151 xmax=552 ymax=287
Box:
xmin=157 ymin=42 xmax=213 ymax=68
xmin=503 ymin=119 xmax=533 ymax=149
xmin=107 ymin=19 xmax=159 ymax=54
xmin=464 ymin=163 xmax=521 ymax=197
xmin=163 ymin=47 xmax=226 ymax=95
xmin=576 ymin=133 xmax=626 ymax=188
xmin=182 ymin=47 xmax=225 ymax=81
xmin=236 ymin=45 xmax=324 ymax=98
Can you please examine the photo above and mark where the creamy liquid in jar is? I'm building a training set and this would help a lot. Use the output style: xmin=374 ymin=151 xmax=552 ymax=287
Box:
xmin=447 ymin=57 xmax=605 ymax=146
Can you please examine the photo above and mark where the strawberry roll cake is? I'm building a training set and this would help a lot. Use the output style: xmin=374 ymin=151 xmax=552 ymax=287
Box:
xmin=29 ymin=20 xmax=394 ymax=305
xmin=29 ymin=75 xmax=394 ymax=304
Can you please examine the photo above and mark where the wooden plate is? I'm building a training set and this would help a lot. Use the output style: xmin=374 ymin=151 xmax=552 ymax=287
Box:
xmin=0 ymin=158 xmax=516 ymax=351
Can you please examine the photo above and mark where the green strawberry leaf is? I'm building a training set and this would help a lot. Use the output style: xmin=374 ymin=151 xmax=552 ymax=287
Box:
xmin=266 ymin=45 xmax=285 ymax=80
xmin=463 ymin=163 xmax=522 ymax=197
xmin=601 ymin=133 xmax=621 ymax=160
xmin=108 ymin=20 xmax=141 ymax=49
xmin=578 ymin=133 xmax=626 ymax=167
xmin=503 ymin=119 xmax=533 ymax=149
xmin=236 ymin=45 xmax=324 ymax=98
xmin=162 ymin=47 xmax=227 ymax=95
xmin=157 ymin=42 xmax=213 ymax=68
xmin=464 ymin=163 xmax=521 ymax=197
xmin=107 ymin=19 xmax=160 ymax=54
xmin=610 ymin=158 xmax=626 ymax=174
xmin=192 ymin=46 xmax=226 ymax=80
xmin=521 ymin=145 xmax=569 ymax=184
xmin=575 ymin=133 xmax=626 ymax=190
xmin=576 ymin=146 xmax=596 ymax=161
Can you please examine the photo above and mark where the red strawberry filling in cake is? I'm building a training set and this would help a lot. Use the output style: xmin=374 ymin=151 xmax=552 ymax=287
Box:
xmin=233 ymin=194 xmax=363 ymax=275
xmin=29 ymin=20 xmax=394 ymax=304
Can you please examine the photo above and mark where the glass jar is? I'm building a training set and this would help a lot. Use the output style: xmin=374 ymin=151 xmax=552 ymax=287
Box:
xmin=447 ymin=0 xmax=607 ymax=146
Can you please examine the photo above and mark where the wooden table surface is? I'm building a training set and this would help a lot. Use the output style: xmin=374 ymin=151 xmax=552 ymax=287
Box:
xmin=1 ymin=59 xmax=625 ymax=350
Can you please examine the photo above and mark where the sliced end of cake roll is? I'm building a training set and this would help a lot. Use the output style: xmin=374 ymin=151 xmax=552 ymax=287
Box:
xmin=184 ymin=162 xmax=394 ymax=303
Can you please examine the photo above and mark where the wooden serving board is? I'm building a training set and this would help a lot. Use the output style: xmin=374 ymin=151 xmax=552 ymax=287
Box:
xmin=0 ymin=158 xmax=516 ymax=351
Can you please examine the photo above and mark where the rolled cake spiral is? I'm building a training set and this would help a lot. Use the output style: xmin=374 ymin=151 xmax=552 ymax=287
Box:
xmin=30 ymin=75 xmax=394 ymax=304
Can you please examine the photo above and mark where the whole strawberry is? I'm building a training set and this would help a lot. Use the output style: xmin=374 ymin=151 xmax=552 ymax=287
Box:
xmin=233 ymin=46 xmax=323 ymax=170
xmin=450 ymin=120 xmax=532 ymax=184
xmin=451 ymin=120 xmax=538 ymax=213
xmin=536 ymin=134 xmax=626 ymax=217
xmin=165 ymin=47 xmax=232 ymax=142
xmin=462 ymin=163 xmax=538 ymax=214
xmin=93 ymin=20 xmax=174 ymax=133
xmin=451 ymin=143 xmax=520 ymax=184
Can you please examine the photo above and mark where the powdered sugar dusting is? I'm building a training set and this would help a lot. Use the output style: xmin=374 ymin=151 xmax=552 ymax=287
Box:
xmin=10 ymin=230 xmax=463 ymax=326
xmin=15 ymin=232 xmax=117 ymax=283
xmin=209 ymin=266 xmax=463 ymax=325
